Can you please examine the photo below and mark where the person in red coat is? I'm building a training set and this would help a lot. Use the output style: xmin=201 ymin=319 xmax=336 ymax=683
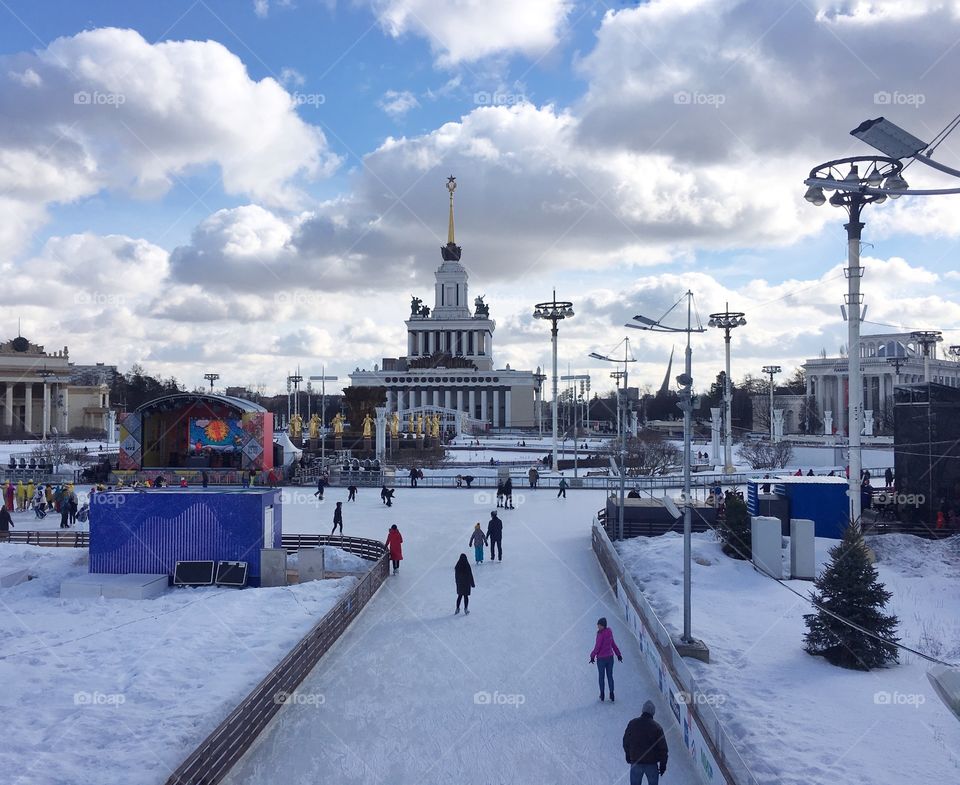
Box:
xmin=385 ymin=524 xmax=403 ymax=575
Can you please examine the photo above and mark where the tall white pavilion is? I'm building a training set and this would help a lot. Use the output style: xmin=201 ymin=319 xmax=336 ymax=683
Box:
xmin=348 ymin=176 xmax=539 ymax=429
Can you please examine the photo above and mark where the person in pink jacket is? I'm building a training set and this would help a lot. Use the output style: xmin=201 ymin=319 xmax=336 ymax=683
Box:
xmin=589 ymin=617 xmax=623 ymax=702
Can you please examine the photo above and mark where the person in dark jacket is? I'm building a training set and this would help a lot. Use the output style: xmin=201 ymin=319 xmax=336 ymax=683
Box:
xmin=557 ymin=477 xmax=568 ymax=498
xmin=454 ymin=553 xmax=475 ymax=615
xmin=487 ymin=511 xmax=503 ymax=561
xmin=623 ymin=700 xmax=668 ymax=784
xmin=347 ymin=485 xmax=358 ymax=501
xmin=314 ymin=475 xmax=326 ymax=500
xmin=201 ymin=471 xmax=209 ymax=488
xmin=503 ymin=478 xmax=514 ymax=509
xmin=409 ymin=467 xmax=418 ymax=488
xmin=0 ymin=504 xmax=13 ymax=540
xmin=331 ymin=501 xmax=343 ymax=535
xmin=884 ymin=467 xmax=894 ymax=488
xmin=380 ymin=486 xmax=394 ymax=507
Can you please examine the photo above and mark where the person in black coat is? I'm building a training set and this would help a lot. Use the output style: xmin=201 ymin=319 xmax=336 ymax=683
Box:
xmin=331 ymin=501 xmax=343 ymax=535
xmin=314 ymin=475 xmax=326 ymax=500
xmin=347 ymin=485 xmax=358 ymax=501
xmin=454 ymin=553 xmax=475 ymax=615
xmin=487 ymin=511 xmax=503 ymax=562
xmin=623 ymin=700 xmax=668 ymax=783
xmin=0 ymin=505 xmax=13 ymax=540
xmin=503 ymin=478 xmax=514 ymax=509
xmin=201 ymin=471 xmax=209 ymax=488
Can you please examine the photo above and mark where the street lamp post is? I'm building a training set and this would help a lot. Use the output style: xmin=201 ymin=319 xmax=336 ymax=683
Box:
xmin=533 ymin=292 xmax=574 ymax=472
xmin=561 ymin=373 xmax=590 ymax=478
xmin=534 ymin=368 xmax=547 ymax=438
xmin=762 ymin=365 xmax=782 ymax=442
xmin=628 ymin=292 xmax=708 ymax=660
xmin=203 ymin=372 xmax=220 ymax=392
xmin=590 ymin=341 xmax=636 ymax=542
xmin=310 ymin=370 xmax=338 ymax=463
xmin=911 ymin=331 xmax=943 ymax=382
xmin=708 ymin=305 xmax=747 ymax=473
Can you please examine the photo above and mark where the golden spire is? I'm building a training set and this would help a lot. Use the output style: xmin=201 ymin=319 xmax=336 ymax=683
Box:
xmin=446 ymin=174 xmax=457 ymax=245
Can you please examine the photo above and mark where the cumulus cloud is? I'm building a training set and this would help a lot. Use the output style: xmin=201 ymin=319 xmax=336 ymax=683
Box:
xmin=378 ymin=89 xmax=420 ymax=118
xmin=0 ymin=27 xmax=338 ymax=256
xmin=365 ymin=0 xmax=572 ymax=65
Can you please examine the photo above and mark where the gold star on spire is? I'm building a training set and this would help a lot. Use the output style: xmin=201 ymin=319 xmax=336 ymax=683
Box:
xmin=446 ymin=175 xmax=457 ymax=245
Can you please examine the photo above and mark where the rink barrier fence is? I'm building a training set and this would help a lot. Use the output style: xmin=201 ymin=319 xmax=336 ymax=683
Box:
xmin=5 ymin=530 xmax=89 ymax=547
xmin=592 ymin=523 xmax=762 ymax=785
xmin=164 ymin=536 xmax=390 ymax=785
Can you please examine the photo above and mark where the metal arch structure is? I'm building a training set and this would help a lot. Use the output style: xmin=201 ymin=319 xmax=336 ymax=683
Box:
xmin=393 ymin=405 xmax=486 ymax=438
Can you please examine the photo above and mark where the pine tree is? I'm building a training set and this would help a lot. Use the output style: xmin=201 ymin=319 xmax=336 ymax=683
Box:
xmin=803 ymin=522 xmax=900 ymax=670
xmin=718 ymin=494 xmax=751 ymax=560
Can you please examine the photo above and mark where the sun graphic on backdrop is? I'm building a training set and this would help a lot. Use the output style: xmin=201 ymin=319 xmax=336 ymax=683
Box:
xmin=204 ymin=420 xmax=230 ymax=442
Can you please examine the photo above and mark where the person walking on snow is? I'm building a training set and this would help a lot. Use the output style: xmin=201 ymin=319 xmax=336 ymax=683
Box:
xmin=347 ymin=484 xmax=358 ymax=501
xmin=623 ymin=700 xmax=669 ymax=784
xmin=503 ymin=477 xmax=514 ymax=509
xmin=557 ymin=477 xmax=568 ymax=499
xmin=454 ymin=553 xmax=475 ymax=615
xmin=487 ymin=511 xmax=503 ymax=562
xmin=385 ymin=524 xmax=403 ymax=574
xmin=590 ymin=617 xmax=623 ymax=702
xmin=469 ymin=523 xmax=487 ymax=565
xmin=331 ymin=501 xmax=343 ymax=535
xmin=314 ymin=474 xmax=326 ymax=500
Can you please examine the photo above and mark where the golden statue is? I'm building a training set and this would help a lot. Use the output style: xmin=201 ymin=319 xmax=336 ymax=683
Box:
xmin=408 ymin=413 xmax=415 ymax=434
xmin=431 ymin=413 xmax=441 ymax=438
xmin=391 ymin=412 xmax=400 ymax=439
xmin=362 ymin=413 xmax=373 ymax=438
xmin=416 ymin=413 xmax=424 ymax=436
xmin=308 ymin=413 xmax=320 ymax=439
xmin=289 ymin=413 xmax=303 ymax=439
xmin=331 ymin=412 xmax=344 ymax=436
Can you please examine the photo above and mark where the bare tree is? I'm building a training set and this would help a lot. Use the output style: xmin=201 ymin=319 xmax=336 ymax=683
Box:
xmin=739 ymin=440 xmax=794 ymax=470
xmin=31 ymin=434 xmax=77 ymax=471
xmin=604 ymin=431 xmax=681 ymax=476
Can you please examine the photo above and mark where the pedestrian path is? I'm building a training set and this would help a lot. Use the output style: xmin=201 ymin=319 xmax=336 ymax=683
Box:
xmin=222 ymin=490 xmax=700 ymax=785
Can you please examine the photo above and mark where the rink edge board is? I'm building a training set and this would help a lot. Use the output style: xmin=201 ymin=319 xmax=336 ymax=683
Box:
xmin=163 ymin=537 xmax=390 ymax=785
xmin=592 ymin=523 xmax=760 ymax=785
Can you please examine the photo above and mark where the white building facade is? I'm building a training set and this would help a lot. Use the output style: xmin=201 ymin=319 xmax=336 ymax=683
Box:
xmin=349 ymin=177 xmax=538 ymax=429
xmin=803 ymin=331 xmax=960 ymax=435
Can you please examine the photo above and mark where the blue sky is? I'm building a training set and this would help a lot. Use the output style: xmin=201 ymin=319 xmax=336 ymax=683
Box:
xmin=2 ymin=0 xmax=960 ymax=393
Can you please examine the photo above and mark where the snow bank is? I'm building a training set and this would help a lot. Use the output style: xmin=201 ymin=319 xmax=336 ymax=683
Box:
xmin=0 ymin=543 xmax=356 ymax=785
xmin=287 ymin=546 xmax=371 ymax=573
xmin=615 ymin=532 xmax=960 ymax=785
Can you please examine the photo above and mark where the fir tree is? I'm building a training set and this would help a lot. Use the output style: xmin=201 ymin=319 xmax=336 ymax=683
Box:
xmin=804 ymin=522 xmax=900 ymax=670
xmin=718 ymin=494 xmax=751 ymax=560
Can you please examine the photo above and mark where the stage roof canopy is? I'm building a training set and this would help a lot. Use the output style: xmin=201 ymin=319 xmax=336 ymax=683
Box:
xmin=134 ymin=392 xmax=268 ymax=415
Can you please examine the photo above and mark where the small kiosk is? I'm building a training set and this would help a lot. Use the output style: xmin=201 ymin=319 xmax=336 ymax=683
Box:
xmin=747 ymin=476 xmax=849 ymax=538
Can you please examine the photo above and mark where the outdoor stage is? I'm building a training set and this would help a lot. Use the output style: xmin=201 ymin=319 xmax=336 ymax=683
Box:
xmin=115 ymin=392 xmax=276 ymax=484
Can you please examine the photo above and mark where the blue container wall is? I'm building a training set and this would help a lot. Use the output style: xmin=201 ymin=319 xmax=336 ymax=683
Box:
xmin=783 ymin=484 xmax=849 ymax=539
xmin=89 ymin=490 xmax=283 ymax=585
xmin=746 ymin=483 xmax=759 ymax=516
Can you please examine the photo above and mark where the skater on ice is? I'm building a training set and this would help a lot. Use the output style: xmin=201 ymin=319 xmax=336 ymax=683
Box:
xmin=622 ymin=699 xmax=668 ymax=784
xmin=487 ymin=511 xmax=503 ymax=562
xmin=589 ymin=617 xmax=622 ymax=702
xmin=503 ymin=477 xmax=514 ymax=509
xmin=331 ymin=501 xmax=343 ymax=535
xmin=557 ymin=477 xmax=568 ymax=498
xmin=347 ymin=484 xmax=358 ymax=501
xmin=454 ymin=553 xmax=475 ymax=615
xmin=385 ymin=524 xmax=403 ymax=574
xmin=469 ymin=523 xmax=487 ymax=564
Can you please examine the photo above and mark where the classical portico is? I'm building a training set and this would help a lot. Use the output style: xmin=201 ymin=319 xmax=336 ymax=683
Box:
xmin=349 ymin=176 xmax=537 ymax=429
xmin=0 ymin=336 xmax=114 ymax=437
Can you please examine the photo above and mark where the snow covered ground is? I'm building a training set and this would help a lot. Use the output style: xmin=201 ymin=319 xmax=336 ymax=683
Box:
xmin=615 ymin=531 xmax=960 ymax=785
xmin=0 ymin=543 xmax=358 ymax=785
xmin=221 ymin=488 xmax=701 ymax=785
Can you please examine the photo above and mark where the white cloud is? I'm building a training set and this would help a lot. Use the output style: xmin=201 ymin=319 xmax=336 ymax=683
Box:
xmin=0 ymin=27 xmax=339 ymax=256
xmin=378 ymin=89 xmax=420 ymax=118
xmin=365 ymin=0 xmax=572 ymax=65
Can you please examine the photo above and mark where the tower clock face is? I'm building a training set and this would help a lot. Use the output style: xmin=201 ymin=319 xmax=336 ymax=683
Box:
xmin=11 ymin=336 xmax=29 ymax=352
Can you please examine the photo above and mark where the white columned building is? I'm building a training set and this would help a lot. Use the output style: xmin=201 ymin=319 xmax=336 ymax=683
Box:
xmin=349 ymin=177 xmax=537 ymax=430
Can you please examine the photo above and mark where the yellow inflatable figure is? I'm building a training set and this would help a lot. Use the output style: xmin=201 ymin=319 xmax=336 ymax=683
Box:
xmin=391 ymin=412 xmax=400 ymax=439
xmin=362 ymin=413 xmax=373 ymax=438
xmin=331 ymin=412 xmax=344 ymax=436
xmin=308 ymin=413 xmax=320 ymax=439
